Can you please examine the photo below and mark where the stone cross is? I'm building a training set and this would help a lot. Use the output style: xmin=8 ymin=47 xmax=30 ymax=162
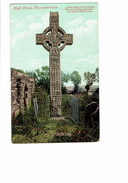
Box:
xmin=36 ymin=12 xmax=73 ymax=117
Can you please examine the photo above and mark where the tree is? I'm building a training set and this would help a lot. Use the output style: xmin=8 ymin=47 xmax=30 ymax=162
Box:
xmin=15 ymin=69 xmax=25 ymax=74
xmin=25 ymin=66 xmax=70 ymax=94
xmin=35 ymin=66 xmax=50 ymax=93
xmin=25 ymin=71 xmax=36 ymax=79
xmin=61 ymin=71 xmax=70 ymax=93
xmin=25 ymin=66 xmax=50 ymax=94
xmin=70 ymin=71 xmax=81 ymax=93
xmin=84 ymin=71 xmax=96 ymax=93
xmin=95 ymin=67 xmax=99 ymax=82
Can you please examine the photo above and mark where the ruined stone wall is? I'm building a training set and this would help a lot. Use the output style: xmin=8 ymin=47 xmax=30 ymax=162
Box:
xmin=11 ymin=68 xmax=35 ymax=115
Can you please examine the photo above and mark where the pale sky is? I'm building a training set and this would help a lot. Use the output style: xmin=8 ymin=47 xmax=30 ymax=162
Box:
xmin=10 ymin=3 xmax=99 ymax=86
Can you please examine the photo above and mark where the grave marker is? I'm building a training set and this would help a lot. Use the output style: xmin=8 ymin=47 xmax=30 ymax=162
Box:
xmin=33 ymin=97 xmax=38 ymax=116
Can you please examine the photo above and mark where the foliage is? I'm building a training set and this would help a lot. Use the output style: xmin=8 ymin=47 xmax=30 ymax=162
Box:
xmin=12 ymin=85 xmax=99 ymax=143
xmin=12 ymin=118 xmax=78 ymax=143
xmin=12 ymin=85 xmax=50 ymax=138
xmin=61 ymin=71 xmax=70 ymax=85
xmin=25 ymin=66 xmax=50 ymax=94
xmin=79 ymin=87 xmax=82 ymax=92
xmin=84 ymin=70 xmax=97 ymax=85
xmin=61 ymin=94 xmax=70 ymax=117
xmin=84 ymin=68 xmax=99 ymax=92
xmin=61 ymin=71 xmax=70 ymax=94
xmin=85 ymin=84 xmax=90 ymax=93
xmin=15 ymin=69 xmax=25 ymax=74
xmin=14 ymin=104 xmax=37 ymax=126
xmin=61 ymin=85 xmax=67 ymax=94
xmin=70 ymin=127 xmax=99 ymax=142
xmin=25 ymin=67 xmax=71 ymax=94
xmin=95 ymin=67 xmax=99 ymax=82
xmin=34 ymin=66 xmax=50 ymax=94
xmin=56 ymin=126 xmax=68 ymax=133
xmin=92 ymin=88 xmax=99 ymax=104
xmin=12 ymin=125 xmax=45 ymax=143
xmin=84 ymin=71 xmax=96 ymax=92
xmin=51 ymin=126 xmax=99 ymax=143
xmin=70 ymin=71 xmax=81 ymax=92
xmin=25 ymin=71 xmax=36 ymax=79
xmin=32 ymin=85 xmax=50 ymax=120
xmin=51 ymin=135 xmax=71 ymax=143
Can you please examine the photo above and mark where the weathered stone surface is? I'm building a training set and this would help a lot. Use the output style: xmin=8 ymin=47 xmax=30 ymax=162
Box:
xmin=91 ymin=107 xmax=99 ymax=122
xmin=55 ymin=133 xmax=71 ymax=137
xmin=50 ymin=116 xmax=67 ymax=124
xmin=86 ymin=102 xmax=98 ymax=114
xmin=85 ymin=102 xmax=98 ymax=125
xmin=36 ymin=12 xmax=73 ymax=117
xmin=11 ymin=68 xmax=35 ymax=115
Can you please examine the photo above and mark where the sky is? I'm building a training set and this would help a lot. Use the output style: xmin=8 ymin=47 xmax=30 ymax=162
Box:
xmin=10 ymin=3 xmax=99 ymax=86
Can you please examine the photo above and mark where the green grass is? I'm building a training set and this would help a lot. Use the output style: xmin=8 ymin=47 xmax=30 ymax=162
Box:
xmin=12 ymin=118 xmax=78 ymax=143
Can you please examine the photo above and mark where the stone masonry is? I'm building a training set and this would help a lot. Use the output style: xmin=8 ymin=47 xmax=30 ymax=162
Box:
xmin=11 ymin=68 xmax=35 ymax=115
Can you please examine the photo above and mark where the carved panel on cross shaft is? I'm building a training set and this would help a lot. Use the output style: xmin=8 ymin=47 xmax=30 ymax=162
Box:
xmin=52 ymin=77 xmax=60 ymax=86
xmin=52 ymin=105 xmax=58 ymax=116
xmin=51 ymin=96 xmax=60 ymax=106
xmin=52 ymin=87 xmax=60 ymax=95
xmin=51 ymin=25 xmax=58 ymax=34
xmin=51 ymin=59 xmax=59 ymax=67
xmin=52 ymin=68 xmax=59 ymax=77
xmin=51 ymin=17 xmax=58 ymax=24
xmin=51 ymin=104 xmax=61 ymax=116
xmin=52 ymin=106 xmax=58 ymax=115
xmin=51 ymin=48 xmax=59 ymax=55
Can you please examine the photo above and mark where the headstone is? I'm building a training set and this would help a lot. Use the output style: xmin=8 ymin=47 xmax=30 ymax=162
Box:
xmin=91 ymin=107 xmax=99 ymax=122
xmin=85 ymin=102 xmax=98 ymax=125
xmin=71 ymin=97 xmax=79 ymax=124
xmin=55 ymin=133 xmax=71 ymax=137
xmin=36 ymin=12 xmax=73 ymax=117
xmin=33 ymin=97 xmax=38 ymax=116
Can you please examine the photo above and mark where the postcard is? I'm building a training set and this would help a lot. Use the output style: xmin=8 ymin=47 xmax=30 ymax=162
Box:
xmin=10 ymin=3 xmax=99 ymax=143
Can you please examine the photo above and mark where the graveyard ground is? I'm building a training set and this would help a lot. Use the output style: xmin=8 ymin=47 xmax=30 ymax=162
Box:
xmin=12 ymin=90 xmax=99 ymax=143
xmin=12 ymin=118 xmax=79 ymax=143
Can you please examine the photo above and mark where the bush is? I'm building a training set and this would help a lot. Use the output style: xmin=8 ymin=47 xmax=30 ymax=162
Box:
xmin=14 ymin=104 xmax=37 ymax=126
xmin=51 ymin=135 xmax=71 ymax=143
xmin=32 ymin=86 xmax=50 ymax=120
xmin=70 ymin=127 xmax=99 ymax=142
xmin=62 ymin=85 xmax=67 ymax=94
xmin=51 ymin=126 xmax=99 ymax=143
xmin=61 ymin=94 xmax=70 ymax=117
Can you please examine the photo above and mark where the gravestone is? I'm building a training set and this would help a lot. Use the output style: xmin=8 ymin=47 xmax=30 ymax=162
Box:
xmin=70 ymin=97 xmax=79 ymax=124
xmin=36 ymin=12 xmax=73 ymax=117
xmin=33 ymin=97 xmax=38 ymax=116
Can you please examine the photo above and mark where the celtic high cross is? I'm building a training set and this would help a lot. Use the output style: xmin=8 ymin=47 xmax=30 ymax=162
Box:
xmin=36 ymin=12 xmax=73 ymax=117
